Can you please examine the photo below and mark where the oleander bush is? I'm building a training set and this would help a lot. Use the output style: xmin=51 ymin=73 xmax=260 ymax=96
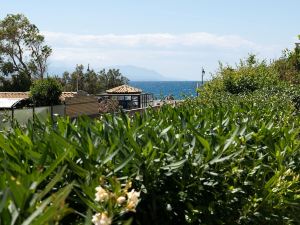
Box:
xmin=2 ymin=50 xmax=300 ymax=224
xmin=1 ymin=86 xmax=300 ymax=224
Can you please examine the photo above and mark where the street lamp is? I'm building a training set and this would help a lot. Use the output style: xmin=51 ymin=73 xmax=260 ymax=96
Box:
xmin=202 ymin=68 xmax=205 ymax=86
xmin=76 ymin=64 xmax=79 ymax=92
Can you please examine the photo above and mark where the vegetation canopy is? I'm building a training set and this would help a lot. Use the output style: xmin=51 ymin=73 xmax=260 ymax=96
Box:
xmin=60 ymin=66 xmax=129 ymax=94
xmin=0 ymin=14 xmax=52 ymax=91
xmin=30 ymin=77 xmax=62 ymax=106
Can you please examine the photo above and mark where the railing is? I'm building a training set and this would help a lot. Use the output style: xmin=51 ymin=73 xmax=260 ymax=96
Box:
xmin=0 ymin=99 xmax=184 ymax=129
xmin=0 ymin=101 xmax=99 ymax=129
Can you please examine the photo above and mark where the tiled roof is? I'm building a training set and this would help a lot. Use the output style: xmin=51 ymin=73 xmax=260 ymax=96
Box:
xmin=60 ymin=92 xmax=77 ymax=101
xmin=0 ymin=92 xmax=29 ymax=99
xmin=0 ymin=92 xmax=78 ymax=101
xmin=106 ymin=85 xmax=142 ymax=94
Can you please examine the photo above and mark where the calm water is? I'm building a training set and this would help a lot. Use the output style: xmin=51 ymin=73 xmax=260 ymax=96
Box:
xmin=129 ymin=81 xmax=202 ymax=100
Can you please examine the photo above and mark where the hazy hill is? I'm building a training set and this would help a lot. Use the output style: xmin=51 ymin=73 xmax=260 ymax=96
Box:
xmin=109 ymin=65 xmax=166 ymax=81
xmin=48 ymin=63 xmax=167 ymax=81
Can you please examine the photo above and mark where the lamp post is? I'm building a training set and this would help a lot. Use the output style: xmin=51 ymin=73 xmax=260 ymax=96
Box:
xmin=202 ymin=67 xmax=205 ymax=86
xmin=76 ymin=64 xmax=79 ymax=92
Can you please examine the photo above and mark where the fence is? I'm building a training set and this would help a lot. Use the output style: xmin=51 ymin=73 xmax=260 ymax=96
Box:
xmin=0 ymin=100 xmax=99 ymax=129
xmin=0 ymin=99 xmax=180 ymax=129
xmin=0 ymin=105 xmax=65 ymax=129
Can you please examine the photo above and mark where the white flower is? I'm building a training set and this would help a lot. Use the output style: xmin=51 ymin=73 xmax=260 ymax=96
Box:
xmin=95 ymin=186 xmax=109 ymax=202
xmin=126 ymin=189 xmax=140 ymax=212
xmin=117 ymin=196 xmax=126 ymax=205
xmin=92 ymin=212 xmax=112 ymax=225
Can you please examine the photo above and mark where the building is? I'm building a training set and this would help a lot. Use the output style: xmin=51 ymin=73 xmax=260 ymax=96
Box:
xmin=97 ymin=84 xmax=153 ymax=110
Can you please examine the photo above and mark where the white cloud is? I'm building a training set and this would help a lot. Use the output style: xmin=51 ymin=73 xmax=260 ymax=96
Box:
xmin=43 ymin=31 xmax=259 ymax=49
xmin=43 ymin=31 xmax=284 ymax=80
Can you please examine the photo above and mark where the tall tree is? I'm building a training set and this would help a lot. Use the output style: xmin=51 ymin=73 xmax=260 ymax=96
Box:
xmin=98 ymin=68 xmax=129 ymax=90
xmin=59 ymin=66 xmax=129 ymax=94
xmin=70 ymin=64 xmax=85 ymax=91
xmin=61 ymin=71 xmax=72 ymax=92
xmin=84 ymin=69 xmax=102 ymax=94
xmin=0 ymin=14 xmax=52 ymax=84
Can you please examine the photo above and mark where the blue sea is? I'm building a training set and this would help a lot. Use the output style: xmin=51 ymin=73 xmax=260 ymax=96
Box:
xmin=129 ymin=81 xmax=202 ymax=100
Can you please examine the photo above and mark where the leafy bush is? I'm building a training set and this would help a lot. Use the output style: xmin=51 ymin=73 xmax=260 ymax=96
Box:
xmin=1 ymin=92 xmax=300 ymax=224
xmin=30 ymin=77 xmax=62 ymax=106
xmin=273 ymin=38 xmax=300 ymax=84
xmin=2 ymin=52 xmax=300 ymax=225
xmin=205 ymin=55 xmax=280 ymax=95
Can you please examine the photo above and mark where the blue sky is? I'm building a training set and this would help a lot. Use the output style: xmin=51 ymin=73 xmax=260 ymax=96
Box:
xmin=1 ymin=0 xmax=300 ymax=80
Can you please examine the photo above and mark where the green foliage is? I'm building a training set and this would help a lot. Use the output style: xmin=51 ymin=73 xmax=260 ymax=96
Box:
xmin=98 ymin=68 xmax=129 ymax=90
xmin=273 ymin=47 xmax=300 ymax=84
xmin=210 ymin=55 xmax=280 ymax=95
xmin=0 ymin=72 xmax=32 ymax=91
xmin=1 ymin=90 xmax=300 ymax=224
xmin=30 ymin=77 xmax=62 ymax=106
xmin=0 ymin=14 xmax=52 ymax=91
xmin=60 ymin=65 xmax=129 ymax=94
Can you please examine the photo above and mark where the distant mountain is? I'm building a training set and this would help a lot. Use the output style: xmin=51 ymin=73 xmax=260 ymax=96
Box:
xmin=108 ymin=65 xmax=166 ymax=81
xmin=48 ymin=63 xmax=167 ymax=81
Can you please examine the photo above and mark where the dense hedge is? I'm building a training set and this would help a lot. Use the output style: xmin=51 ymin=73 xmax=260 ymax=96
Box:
xmin=2 ymin=52 xmax=300 ymax=224
xmin=1 ymin=88 xmax=300 ymax=224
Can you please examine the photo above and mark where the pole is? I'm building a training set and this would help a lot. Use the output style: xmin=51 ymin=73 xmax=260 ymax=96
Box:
xmin=64 ymin=102 xmax=66 ymax=117
xmin=76 ymin=64 xmax=79 ymax=92
xmin=32 ymin=104 xmax=35 ymax=121
xmin=76 ymin=76 xmax=79 ymax=92
xmin=11 ymin=107 xmax=14 ymax=127
xmin=50 ymin=104 xmax=53 ymax=123
xmin=202 ymin=68 xmax=205 ymax=86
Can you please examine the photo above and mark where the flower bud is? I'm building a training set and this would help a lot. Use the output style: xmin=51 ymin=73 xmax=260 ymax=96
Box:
xmin=117 ymin=196 xmax=126 ymax=205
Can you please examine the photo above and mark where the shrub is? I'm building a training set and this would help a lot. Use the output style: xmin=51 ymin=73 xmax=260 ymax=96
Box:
xmin=203 ymin=55 xmax=280 ymax=95
xmin=1 ymin=96 xmax=300 ymax=224
xmin=273 ymin=48 xmax=300 ymax=84
xmin=2 ymin=52 xmax=300 ymax=225
xmin=30 ymin=77 xmax=62 ymax=106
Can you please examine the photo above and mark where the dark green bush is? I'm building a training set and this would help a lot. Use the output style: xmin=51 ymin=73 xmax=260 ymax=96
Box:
xmin=2 ymin=53 xmax=300 ymax=225
xmin=1 ymin=93 xmax=300 ymax=224
xmin=205 ymin=55 xmax=280 ymax=95
xmin=30 ymin=77 xmax=62 ymax=106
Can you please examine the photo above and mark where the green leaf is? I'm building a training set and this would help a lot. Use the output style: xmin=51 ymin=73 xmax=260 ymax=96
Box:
xmin=107 ymin=153 xmax=135 ymax=176
xmin=160 ymin=125 xmax=172 ymax=136
xmin=161 ymin=158 xmax=187 ymax=170
xmin=197 ymin=136 xmax=210 ymax=152
xmin=37 ymin=148 xmax=70 ymax=184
